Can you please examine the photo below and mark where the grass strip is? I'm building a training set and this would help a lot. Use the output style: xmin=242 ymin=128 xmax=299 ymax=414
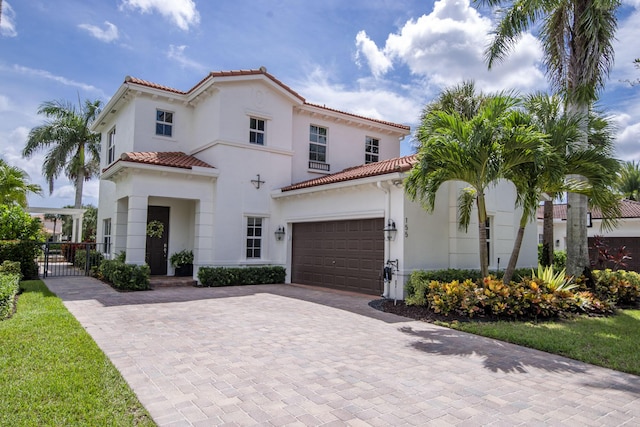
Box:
xmin=0 ymin=280 xmax=155 ymax=426
xmin=441 ymin=309 xmax=640 ymax=375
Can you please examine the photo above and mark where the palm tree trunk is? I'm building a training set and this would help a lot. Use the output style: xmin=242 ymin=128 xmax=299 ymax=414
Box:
xmin=566 ymin=102 xmax=590 ymax=277
xmin=566 ymin=190 xmax=590 ymax=276
xmin=74 ymin=144 xmax=85 ymax=209
xmin=503 ymin=225 xmax=525 ymax=284
xmin=477 ymin=194 xmax=489 ymax=278
xmin=542 ymin=200 xmax=554 ymax=266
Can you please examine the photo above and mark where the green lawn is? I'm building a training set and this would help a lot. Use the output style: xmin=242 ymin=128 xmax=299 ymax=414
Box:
xmin=440 ymin=310 xmax=640 ymax=375
xmin=0 ymin=280 xmax=155 ymax=426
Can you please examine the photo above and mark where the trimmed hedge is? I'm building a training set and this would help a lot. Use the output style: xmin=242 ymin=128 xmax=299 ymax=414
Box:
xmin=198 ymin=266 xmax=286 ymax=287
xmin=99 ymin=259 xmax=150 ymax=291
xmin=0 ymin=272 xmax=20 ymax=320
xmin=0 ymin=241 xmax=40 ymax=279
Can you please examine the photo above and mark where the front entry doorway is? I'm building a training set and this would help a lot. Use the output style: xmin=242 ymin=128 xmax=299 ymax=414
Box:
xmin=146 ymin=206 xmax=169 ymax=275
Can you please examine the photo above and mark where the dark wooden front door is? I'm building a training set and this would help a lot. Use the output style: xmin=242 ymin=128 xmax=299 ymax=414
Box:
xmin=146 ymin=206 xmax=169 ymax=275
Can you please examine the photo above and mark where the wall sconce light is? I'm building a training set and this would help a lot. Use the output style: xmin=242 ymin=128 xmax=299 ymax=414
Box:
xmin=251 ymin=174 xmax=265 ymax=189
xmin=383 ymin=219 xmax=397 ymax=241
xmin=587 ymin=212 xmax=592 ymax=228
xmin=274 ymin=226 xmax=286 ymax=241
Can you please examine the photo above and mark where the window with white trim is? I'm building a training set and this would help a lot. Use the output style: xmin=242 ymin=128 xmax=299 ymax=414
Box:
xmin=365 ymin=136 xmax=379 ymax=164
xmin=155 ymin=109 xmax=173 ymax=137
xmin=107 ymin=127 xmax=116 ymax=164
xmin=246 ymin=217 xmax=263 ymax=259
xmin=103 ymin=218 xmax=112 ymax=255
xmin=249 ymin=117 xmax=265 ymax=145
xmin=309 ymin=125 xmax=327 ymax=163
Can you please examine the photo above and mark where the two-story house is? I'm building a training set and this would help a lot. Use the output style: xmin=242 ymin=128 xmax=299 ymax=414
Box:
xmin=93 ymin=68 xmax=537 ymax=299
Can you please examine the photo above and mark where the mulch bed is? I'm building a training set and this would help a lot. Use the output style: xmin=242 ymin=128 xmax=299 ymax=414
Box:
xmin=369 ymin=299 xmax=477 ymax=323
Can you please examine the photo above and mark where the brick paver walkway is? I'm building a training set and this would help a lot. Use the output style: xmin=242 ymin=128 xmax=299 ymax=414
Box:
xmin=44 ymin=277 xmax=640 ymax=426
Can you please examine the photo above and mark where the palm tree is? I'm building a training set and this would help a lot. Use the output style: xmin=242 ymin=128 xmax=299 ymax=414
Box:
xmin=23 ymin=99 xmax=102 ymax=209
xmin=521 ymin=93 xmax=620 ymax=268
xmin=406 ymin=88 xmax=543 ymax=277
xmin=617 ymin=161 xmax=640 ymax=201
xmin=478 ymin=0 xmax=620 ymax=276
xmin=44 ymin=213 xmax=61 ymax=242
xmin=0 ymin=158 xmax=42 ymax=207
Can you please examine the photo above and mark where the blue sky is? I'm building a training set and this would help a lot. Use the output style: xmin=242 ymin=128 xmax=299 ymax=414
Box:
xmin=1 ymin=0 xmax=639 ymax=208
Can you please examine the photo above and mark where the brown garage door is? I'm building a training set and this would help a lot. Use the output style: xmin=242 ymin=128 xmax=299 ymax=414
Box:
xmin=292 ymin=218 xmax=384 ymax=295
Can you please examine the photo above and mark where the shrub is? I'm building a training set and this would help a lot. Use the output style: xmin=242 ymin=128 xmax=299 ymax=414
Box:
xmin=537 ymin=245 xmax=567 ymax=271
xmin=74 ymin=249 xmax=104 ymax=271
xmin=169 ymin=250 xmax=193 ymax=268
xmin=0 ymin=241 xmax=40 ymax=279
xmin=591 ymin=269 xmax=640 ymax=306
xmin=99 ymin=259 xmax=150 ymax=291
xmin=0 ymin=260 xmax=21 ymax=276
xmin=425 ymin=279 xmax=480 ymax=317
xmin=0 ymin=273 xmax=20 ymax=320
xmin=197 ymin=266 xmax=286 ymax=287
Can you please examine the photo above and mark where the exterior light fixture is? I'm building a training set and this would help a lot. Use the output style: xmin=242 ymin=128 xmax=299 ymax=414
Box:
xmin=274 ymin=226 xmax=286 ymax=241
xmin=587 ymin=212 xmax=592 ymax=228
xmin=383 ymin=219 xmax=397 ymax=241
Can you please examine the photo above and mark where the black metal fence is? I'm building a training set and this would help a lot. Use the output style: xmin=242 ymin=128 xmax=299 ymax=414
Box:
xmin=37 ymin=242 xmax=108 ymax=278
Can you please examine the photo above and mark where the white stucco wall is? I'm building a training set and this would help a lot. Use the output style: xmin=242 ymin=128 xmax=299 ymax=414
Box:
xmin=291 ymin=109 xmax=405 ymax=184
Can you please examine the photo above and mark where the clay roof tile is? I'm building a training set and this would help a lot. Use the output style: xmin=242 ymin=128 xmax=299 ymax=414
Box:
xmin=281 ymin=154 xmax=417 ymax=192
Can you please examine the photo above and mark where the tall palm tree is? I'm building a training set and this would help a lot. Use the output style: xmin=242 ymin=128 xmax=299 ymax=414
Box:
xmin=522 ymin=93 xmax=620 ymax=268
xmin=0 ymin=158 xmax=42 ymax=207
xmin=23 ymin=99 xmax=102 ymax=209
xmin=406 ymin=89 xmax=543 ymax=277
xmin=617 ymin=161 xmax=640 ymax=201
xmin=478 ymin=0 xmax=621 ymax=276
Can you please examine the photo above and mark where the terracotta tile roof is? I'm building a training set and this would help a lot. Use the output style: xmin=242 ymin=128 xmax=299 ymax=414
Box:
xmin=304 ymin=103 xmax=411 ymax=131
xmin=281 ymin=154 xmax=418 ymax=192
xmin=118 ymin=152 xmax=215 ymax=170
xmin=125 ymin=76 xmax=186 ymax=94
xmin=536 ymin=199 xmax=640 ymax=220
xmin=124 ymin=69 xmax=409 ymax=131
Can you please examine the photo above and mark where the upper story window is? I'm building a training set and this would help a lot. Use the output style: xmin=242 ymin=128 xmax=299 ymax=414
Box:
xmin=309 ymin=124 xmax=328 ymax=166
xmin=365 ymin=136 xmax=379 ymax=164
xmin=156 ymin=109 xmax=173 ymax=137
xmin=107 ymin=127 xmax=116 ymax=164
xmin=246 ymin=217 xmax=263 ymax=259
xmin=250 ymin=117 xmax=265 ymax=145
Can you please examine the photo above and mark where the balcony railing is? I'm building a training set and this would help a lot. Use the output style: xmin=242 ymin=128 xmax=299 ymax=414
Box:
xmin=309 ymin=161 xmax=330 ymax=172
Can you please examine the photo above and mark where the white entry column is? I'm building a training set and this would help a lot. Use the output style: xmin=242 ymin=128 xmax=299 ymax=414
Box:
xmin=126 ymin=195 xmax=148 ymax=265
xmin=194 ymin=200 xmax=214 ymax=279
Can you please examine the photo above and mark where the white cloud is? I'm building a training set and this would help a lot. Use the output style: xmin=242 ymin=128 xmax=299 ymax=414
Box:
xmin=3 ymin=64 xmax=105 ymax=96
xmin=120 ymin=0 xmax=200 ymax=31
xmin=0 ymin=1 xmax=17 ymax=37
xmin=167 ymin=45 xmax=207 ymax=72
xmin=78 ymin=21 xmax=119 ymax=43
xmin=355 ymin=30 xmax=393 ymax=78
xmin=0 ymin=94 xmax=11 ymax=112
xmin=355 ymin=0 xmax=546 ymax=93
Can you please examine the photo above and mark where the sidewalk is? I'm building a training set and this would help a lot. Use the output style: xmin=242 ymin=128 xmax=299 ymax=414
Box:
xmin=45 ymin=276 xmax=640 ymax=426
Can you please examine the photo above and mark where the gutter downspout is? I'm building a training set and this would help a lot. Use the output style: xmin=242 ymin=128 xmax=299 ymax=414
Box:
xmin=377 ymin=181 xmax=391 ymax=298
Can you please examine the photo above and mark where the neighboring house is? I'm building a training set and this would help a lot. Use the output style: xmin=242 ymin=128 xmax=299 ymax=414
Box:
xmin=93 ymin=68 xmax=538 ymax=299
xmin=536 ymin=199 xmax=640 ymax=271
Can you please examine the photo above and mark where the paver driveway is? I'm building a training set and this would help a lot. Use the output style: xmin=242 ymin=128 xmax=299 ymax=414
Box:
xmin=44 ymin=277 xmax=640 ymax=426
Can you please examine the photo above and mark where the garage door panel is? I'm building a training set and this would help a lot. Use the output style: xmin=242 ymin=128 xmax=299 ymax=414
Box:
xmin=292 ymin=218 xmax=384 ymax=295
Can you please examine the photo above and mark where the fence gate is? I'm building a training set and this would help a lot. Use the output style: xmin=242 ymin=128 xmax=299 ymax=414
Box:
xmin=37 ymin=242 xmax=106 ymax=278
